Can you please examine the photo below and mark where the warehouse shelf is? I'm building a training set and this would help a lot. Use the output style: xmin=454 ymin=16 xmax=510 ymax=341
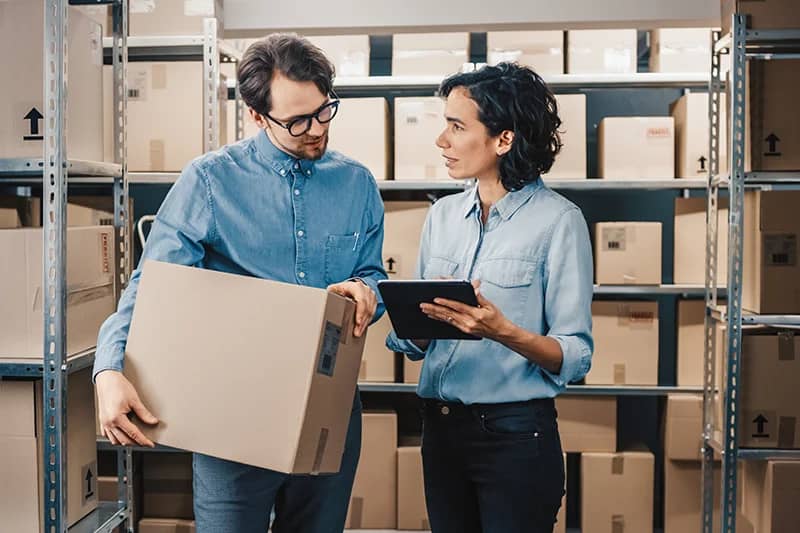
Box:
xmin=708 ymin=306 xmax=800 ymax=327
xmin=69 ymin=502 xmax=127 ymax=533
xmin=0 ymin=159 xmax=121 ymax=181
xmin=0 ymin=348 xmax=95 ymax=378
xmin=712 ymin=171 xmax=800 ymax=190
xmin=359 ymin=382 xmax=704 ymax=396
xmin=706 ymin=437 xmax=800 ymax=461
xmin=102 ymin=35 xmax=242 ymax=61
xmin=333 ymin=72 xmax=711 ymax=91
xmin=714 ymin=28 xmax=800 ymax=56
xmin=97 ymin=438 xmax=182 ymax=454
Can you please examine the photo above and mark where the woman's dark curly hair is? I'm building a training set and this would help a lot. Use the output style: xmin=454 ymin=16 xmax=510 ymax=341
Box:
xmin=439 ymin=62 xmax=562 ymax=191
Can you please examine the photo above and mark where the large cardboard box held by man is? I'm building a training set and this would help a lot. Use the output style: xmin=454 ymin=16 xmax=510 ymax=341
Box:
xmin=124 ymin=260 xmax=366 ymax=474
xmin=0 ymin=226 xmax=116 ymax=359
xmin=0 ymin=1 xmax=103 ymax=161
xmin=345 ymin=411 xmax=398 ymax=529
xmin=0 ymin=369 xmax=98 ymax=532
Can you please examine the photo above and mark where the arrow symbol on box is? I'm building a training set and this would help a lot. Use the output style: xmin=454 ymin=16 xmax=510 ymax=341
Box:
xmin=698 ymin=155 xmax=707 ymax=172
xmin=85 ymin=469 xmax=94 ymax=499
xmin=764 ymin=133 xmax=782 ymax=156
xmin=23 ymin=107 xmax=44 ymax=141
xmin=752 ymin=414 xmax=770 ymax=438
xmin=386 ymin=257 xmax=397 ymax=273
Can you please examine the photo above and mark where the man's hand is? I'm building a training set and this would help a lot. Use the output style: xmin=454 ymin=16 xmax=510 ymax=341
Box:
xmin=327 ymin=279 xmax=378 ymax=338
xmin=96 ymin=370 xmax=159 ymax=447
xmin=420 ymin=280 xmax=511 ymax=341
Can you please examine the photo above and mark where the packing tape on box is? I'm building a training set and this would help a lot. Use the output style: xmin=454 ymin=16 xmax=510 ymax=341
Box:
xmin=349 ymin=497 xmax=364 ymax=529
xmin=311 ymin=427 xmax=329 ymax=476
xmin=778 ymin=416 xmax=796 ymax=448
xmin=33 ymin=283 xmax=113 ymax=311
xmin=611 ymin=515 xmax=625 ymax=533
xmin=778 ymin=331 xmax=795 ymax=361
xmin=611 ymin=455 xmax=624 ymax=475
xmin=150 ymin=139 xmax=165 ymax=171
xmin=613 ymin=364 xmax=626 ymax=385
xmin=341 ymin=304 xmax=353 ymax=345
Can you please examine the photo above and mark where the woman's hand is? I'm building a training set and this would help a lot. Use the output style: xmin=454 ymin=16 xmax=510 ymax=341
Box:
xmin=420 ymin=280 xmax=511 ymax=341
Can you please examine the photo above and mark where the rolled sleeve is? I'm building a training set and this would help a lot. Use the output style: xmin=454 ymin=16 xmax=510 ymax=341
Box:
xmin=386 ymin=330 xmax=428 ymax=360
xmin=350 ymin=175 xmax=388 ymax=323
xmin=540 ymin=208 xmax=594 ymax=387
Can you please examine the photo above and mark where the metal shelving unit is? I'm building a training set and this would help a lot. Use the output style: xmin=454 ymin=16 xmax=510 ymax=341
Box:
xmin=701 ymin=16 xmax=800 ymax=533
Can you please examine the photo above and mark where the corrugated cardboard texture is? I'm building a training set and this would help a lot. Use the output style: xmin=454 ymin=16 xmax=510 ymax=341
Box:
xmin=486 ymin=31 xmax=564 ymax=74
xmin=588 ymin=301 xmax=659 ymax=385
xmin=677 ymin=300 xmax=705 ymax=386
xmin=129 ymin=0 xmax=222 ymax=36
xmin=548 ymin=94 xmax=587 ymax=179
xmin=594 ymin=222 xmax=662 ymax=285
xmin=674 ymin=197 xmax=729 ymax=285
xmin=125 ymin=260 xmax=365 ymax=473
xmin=345 ymin=411 xmax=398 ymax=529
xmin=397 ymin=446 xmax=429 ymax=530
xmin=566 ymin=30 xmax=637 ymax=74
xmin=664 ymin=394 xmax=721 ymax=461
xmin=581 ymin=452 xmax=654 ymax=533
xmin=138 ymin=518 xmax=196 ymax=533
xmin=598 ymin=117 xmax=675 ymax=179
xmin=650 ymin=29 xmax=711 ymax=74
xmin=743 ymin=460 xmax=800 ymax=533
xmin=671 ymin=92 xmax=728 ymax=179
xmin=0 ymin=1 xmax=103 ymax=160
xmin=328 ymin=98 xmax=389 ymax=180
xmin=142 ymin=454 xmax=193 ymax=519
xmin=394 ymin=97 xmax=449 ymax=180
xmin=739 ymin=331 xmax=800 ymax=448
xmin=554 ymin=396 xmax=616 ymax=452
xmin=392 ymin=33 xmax=469 ymax=76
xmin=0 ymin=226 xmax=115 ymax=359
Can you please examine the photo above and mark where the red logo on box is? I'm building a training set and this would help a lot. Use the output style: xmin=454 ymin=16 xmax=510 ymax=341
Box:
xmin=646 ymin=127 xmax=671 ymax=138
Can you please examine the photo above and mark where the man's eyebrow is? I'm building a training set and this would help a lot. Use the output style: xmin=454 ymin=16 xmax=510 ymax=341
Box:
xmin=284 ymin=100 xmax=331 ymax=122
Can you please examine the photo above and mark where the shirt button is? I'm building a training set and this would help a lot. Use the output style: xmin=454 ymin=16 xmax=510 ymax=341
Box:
xmin=280 ymin=169 xmax=287 ymax=176
xmin=294 ymin=189 xmax=300 ymax=196
xmin=440 ymin=406 xmax=450 ymax=415
xmin=297 ymin=230 xmax=304 ymax=237
xmin=298 ymin=272 xmax=306 ymax=279
xmin=294 ymin=162 xmax=300 ymax=170
xmin=306 ymin=170 xmax=311 ymax=176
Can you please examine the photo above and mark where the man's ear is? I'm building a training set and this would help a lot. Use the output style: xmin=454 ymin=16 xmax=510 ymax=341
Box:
xmin=249 ymin=108 xmax=268 ymax=129
xmin=496 ymin=130 xmax=514 ymax=156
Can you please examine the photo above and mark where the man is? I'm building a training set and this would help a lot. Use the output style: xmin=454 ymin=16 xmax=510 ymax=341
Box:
xmin=94 ymin=34 xmax=387 ymax=532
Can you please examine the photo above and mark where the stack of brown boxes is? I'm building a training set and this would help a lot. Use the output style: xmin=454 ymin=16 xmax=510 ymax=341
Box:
xmin=566 ymin=30 xmax=637 ymax=74
xmin=128 ymin=0 xmax=223 ymax=36
xmin=392 ymin=33 xmax=469 ymax=76
xmin=742 ymin=460 xmax=800 ymax=533
xmin=328 ymin=98 xmax=390 ymax=181
xmin=671 ymin=92 xmax=728 ymax=180
xmin=142 ymin=454 xmax=194 ymax=523
xmin=486 ymin=31 xmax=564 ymax=74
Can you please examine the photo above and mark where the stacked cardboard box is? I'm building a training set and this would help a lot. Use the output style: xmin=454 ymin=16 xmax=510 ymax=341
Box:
xmin=554 ymin=396 xmax=617 ymax=452
xmin=677 ymin=299 xmax=707 ymax=387
xmin=650 ymin=29 xmax=712 ymax=73
xmin=671 ymin=92 xmax=728 ymax=179
xmin=139 ymin=518 xmax=196 ymax=533
xmin=394 ymin=97 xmax=448 ymax=180
xmin=328 ymin=98 xmax=389 ymax=181
xmin=674 ymin=197 xmax=728 ymax=286
xmin=306 ymin=35 xmax=370 ymax=77
xmin=721 ymin=0 xmax=800 ymax=34
xmin=594 ymin=222 xmax=662 ymax=285
xmin=486 ymin=31 xmax=564 ymax=74
xmin=397 ymin=444 xmax=429 ymax=530
xmin=548 ymin=94 xmax=587 ymax=180
xmin=345 ymin=411 xmax=398 ymax=529
xmin=743 ymin=460 xmax=800 ymax=533
xmin=143 ymin=454 xmax=194 ymax=519
xmin=598 ymin=117 xmax=675 ymax=179
xmin=129 ymin=0 xmax=223 ymax=36
xmin=567 ymin=30 xmax=637 ymax=74
xmin=392 ymin=33 xmax=469 ymax=76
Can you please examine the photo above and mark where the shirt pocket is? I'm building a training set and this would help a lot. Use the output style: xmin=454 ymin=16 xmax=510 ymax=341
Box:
xmin=423 ymin=257 xmax=459 ymax=279
xmin=480 ymin=258 xmax=536 ymax=288
xmin=324 ymin=233 xmax=359 ymax=284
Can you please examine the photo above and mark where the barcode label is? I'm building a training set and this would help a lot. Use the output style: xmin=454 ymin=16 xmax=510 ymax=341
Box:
xmin=317 ymin=322 xmax=341 ymax=377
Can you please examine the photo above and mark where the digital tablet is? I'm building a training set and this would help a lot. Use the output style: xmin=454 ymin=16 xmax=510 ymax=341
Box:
xmin=377 ymin=279 xmax=482 ymax=340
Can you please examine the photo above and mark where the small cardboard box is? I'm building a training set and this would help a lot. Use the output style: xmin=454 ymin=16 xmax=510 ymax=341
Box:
xmin=345 ymin=411 xmax=398 ymax=529
xmin=142 ymin=454 xmax=193 ymax=519
xmin=665 ymin=394 xmax=721 ymax=461
xmin=594 ymin=222 xmax=662 ymax=285
xmin=547 ymin=94 xmax=587 ymax=180
xmin=129 ymin=0 xmax=223 ymax=36
xmin=328 ymin=97 xmax=389 ymax=180
xmin=588 ymin=301 xmax=659 ymax=386
xmin=125 ymin=260 xmax=366 ymax=474
xmin=581 ymin=451 xmax=654 ymax=533
xmin=743 ymin=460 xmax=800 ymax=533
xmin=397 ymin=445 xmax=429 ymax=530
xmin=598 ymin=117 xmax=675 ymax=179
xmin=650 ymin=29 xmax=712 ymax=73
xmin=361 ymin=314 xmax=395 ymax=383
xmin=671 ymin=92 xmax=728 ymax=179
xmin=394 ymin=97 xmax=448 ymax=180
xmin=306 ymin=34 xmax=370 ymax=77
xmin=566 ymin=30 xmax=637 ymax=74
xmin=0 ymin=369 xmax=98 ymax=532
xmin=664 ymin=460 xmax=736 ymax=533
xmin=554 ymin=396 xmax=617 ymax=452
xmin=392 ymin=33 xmax=469 ymax=76
xmin=677 ymin=299 xmax=706 ymax=387
xmin=0 ymin=226 xmax=116 ymax=359
xmin=486 ymin=31 xmax=564 ymax=74
xmin=674 ymin=197 xmax=728 ymax=285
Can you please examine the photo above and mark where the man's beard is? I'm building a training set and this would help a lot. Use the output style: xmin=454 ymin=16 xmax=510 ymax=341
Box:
xmin=300 ymin=133 xmax=328 ymax=161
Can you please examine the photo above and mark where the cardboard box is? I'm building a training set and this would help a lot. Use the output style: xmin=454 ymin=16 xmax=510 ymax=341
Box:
xmin=677 ymin=299 xmax=706 ymax=387
xmin=0 ymin=368 xmax=98 ymax=532
xmin=394 ymin=97 xmax=448 ymax=180
xmin=328 ymin=97 xmax=389 ymax=180
xmin=594 ymin=222 xmax=662 ymax=285
xmin=566 ymin=30 xmax=637 ymax=74
xmin=104 ymin=63 xmax=228 ymax=171
xmin=361 ymin=314 xmax=395 ymax=382
xmin=306 ymin=35 xmax=370 ymax=77
xmin=124 ymin=260 xmax=366 ymax=474
xmin=737 ymin=330 xmax=800 ymax=448
xmin=345 ymin=411 xmax=398 ymax=529
xmin=0 ymin=226 xmax=115 ymax=359
xmin=129 ymin=0 xmax=223 ymax=36
xmin=721 ymin=0 xmax=800 ymax=33
xmin=554 ymin=396 xmax=616 ymax=452
xmin=486 ymin=31 xmax=564 ymax=74
xmin=404 ymin=357 xmax=423 ymax=384
xmin=384 ymin=201 xmax=429 ymax=279
xmin=745 ymin=61 xmax=800 ymax=172
xmin=598 ymin=117 xmax=675 ymax=179
xmin=547 ymin=94 xmax=587 ymax=180
xmin=589 ymin=301 xmax=659 ymax=385
xmin=98 ymin=476 xmax=118 ymax=502
xmin=742 ymin=191 xmax=800 ymax=314
xmin=138 ymin=518 xmax=196 ymax=533
xmin=392 ymin=33 xmax=469 ymax=76
xmin=581 ymin=451 xmax=654 ymax=533
xmin=0 ymin=1 xmax=103 ymax=161
xmin=0 ymin=199 xmax=22 ymax=229
xmin=664 ymin=460 xmax=737 ymax=533
xmin=650 ymin=29 xmax=712 ymax=73
xmin=743 ymin=460 xmax=800 ymax=533
xmin=674 ymin=197 xmax=729 ymax=285
xmin=397 ymin=446 xmax=429 ymax=530
xmin=665 ymin=394 xmax=719 ymax=461
xmin=671 ymin=92 xmax=728 ymax=179
xmin=143 ymin=454 xmax=193 ymax=519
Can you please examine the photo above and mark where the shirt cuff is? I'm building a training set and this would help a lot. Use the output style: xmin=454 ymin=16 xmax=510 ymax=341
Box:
xmin=385 ymin=330 xmax=427 ymax=361
xmin=92 ymin=343 xmax=125 ymax=383
xmin=541 ymin=334 xmax=590 ymax=387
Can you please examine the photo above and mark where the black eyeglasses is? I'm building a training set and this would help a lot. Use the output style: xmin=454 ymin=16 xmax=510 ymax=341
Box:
xmin=265 ymin=99 xmax=340 ymax=137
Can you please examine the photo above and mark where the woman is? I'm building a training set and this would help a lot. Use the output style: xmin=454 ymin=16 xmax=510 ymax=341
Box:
xmin=386 ymin=62 xmax=594 ymax=533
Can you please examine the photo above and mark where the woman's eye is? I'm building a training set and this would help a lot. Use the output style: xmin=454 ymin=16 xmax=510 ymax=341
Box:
xmin=453 ymin=124 xmax=463 ymax=132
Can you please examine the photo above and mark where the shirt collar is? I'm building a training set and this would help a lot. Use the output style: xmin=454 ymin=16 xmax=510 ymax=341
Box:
xmin=462 ymin=178 xmax=544 ymax=220
xmin=254 ymin=128 xmax=317 ymax=177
